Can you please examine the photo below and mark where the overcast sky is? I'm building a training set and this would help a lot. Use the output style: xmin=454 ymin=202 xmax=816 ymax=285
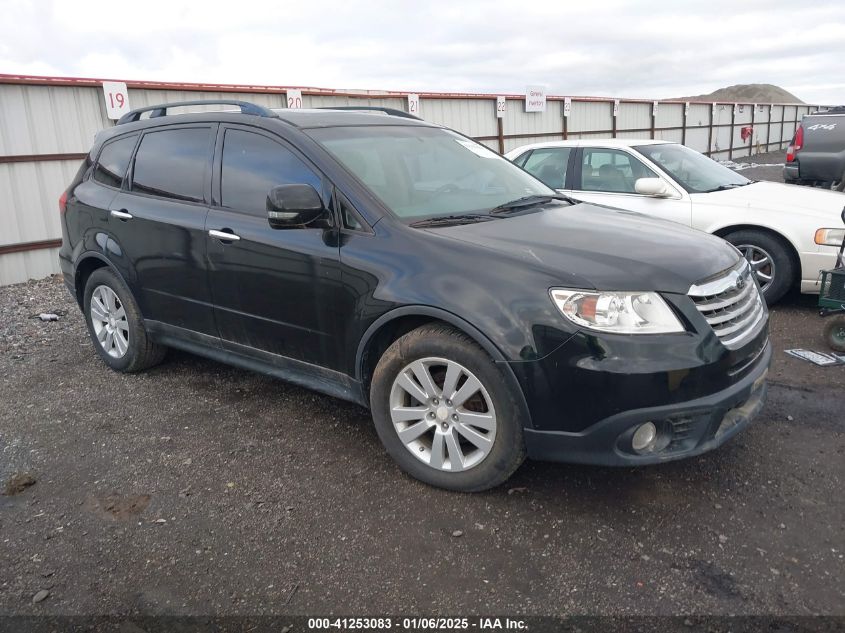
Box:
xmin=1 ymin=0 xmax=843 ymax=104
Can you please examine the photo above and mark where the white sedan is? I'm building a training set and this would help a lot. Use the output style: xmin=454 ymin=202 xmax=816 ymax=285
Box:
xmin=505 ymin=139 xmax=845 ymax=303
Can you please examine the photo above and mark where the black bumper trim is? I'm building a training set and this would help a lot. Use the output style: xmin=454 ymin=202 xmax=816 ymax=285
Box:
xmin=523 ymin=341 xmax=771 ymax=466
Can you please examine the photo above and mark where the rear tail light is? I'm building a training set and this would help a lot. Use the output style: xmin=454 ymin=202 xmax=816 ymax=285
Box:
xmin=786 ymin=125 xmax=804 ymax=162
xmin=58 ymin=190 xmax=68 ymax=214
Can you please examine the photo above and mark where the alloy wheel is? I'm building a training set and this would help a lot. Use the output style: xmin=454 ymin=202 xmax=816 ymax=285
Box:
xmin=738 ymin=244 xmax=775 ymax=293
xmin=389 ymin=357 xmax=497 ymax=472
xmin=90 ymin=285 xmax=130 ymax=358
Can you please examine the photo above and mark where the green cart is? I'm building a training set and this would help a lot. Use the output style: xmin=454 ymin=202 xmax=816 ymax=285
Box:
xmin=818 ymin=208 xmax=845 ymax=352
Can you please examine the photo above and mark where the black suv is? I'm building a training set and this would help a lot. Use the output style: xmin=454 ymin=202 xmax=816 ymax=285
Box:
xmin=59 ymin=100 xmax=771 ymax=491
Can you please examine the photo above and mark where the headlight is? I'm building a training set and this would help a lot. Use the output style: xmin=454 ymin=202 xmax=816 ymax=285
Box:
xmin=550 ymin=289 xmax=685 ymax=334
xmin=815 ymin=228 xmax=845 ymax=247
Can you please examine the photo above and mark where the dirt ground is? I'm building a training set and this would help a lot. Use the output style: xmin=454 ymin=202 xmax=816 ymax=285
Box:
xmin=1 ymin=154 xmax=843 ymax=617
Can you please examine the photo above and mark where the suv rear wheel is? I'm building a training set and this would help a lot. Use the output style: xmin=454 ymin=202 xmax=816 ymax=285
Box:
xmin=83 ymin=267 xmax=166 ymax=372
xmin=724 ymin=229 xmax=795 ymax=304
xmin=370 ymin=324 xmax=526 ymax=491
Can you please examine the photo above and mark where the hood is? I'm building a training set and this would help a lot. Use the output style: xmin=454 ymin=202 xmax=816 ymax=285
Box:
xmin=692 ymin=181 xmax=845 ymax=221
xmin=425 ymin=202 xmax=740 ymax=294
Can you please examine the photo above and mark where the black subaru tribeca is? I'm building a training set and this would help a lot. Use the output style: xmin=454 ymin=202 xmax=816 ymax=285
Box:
xmin=59 ymin=100 xmax=771 ymax=491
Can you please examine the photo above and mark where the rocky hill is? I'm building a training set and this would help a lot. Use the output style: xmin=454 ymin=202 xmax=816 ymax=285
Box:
xmin=675 ymin=83 xmax=803 ymax=104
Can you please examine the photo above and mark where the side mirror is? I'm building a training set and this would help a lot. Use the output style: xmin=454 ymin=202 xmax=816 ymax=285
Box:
xmin=267 ymin=184 xmax=327 ymax=229
xmin=634 ymin=178 xmax=673 ymax=198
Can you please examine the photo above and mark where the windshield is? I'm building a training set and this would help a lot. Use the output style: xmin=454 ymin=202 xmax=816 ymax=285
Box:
xmin=634 ymin=143 xmax=750 ymax=193
xmin=308 ymin=125 xmax=555 ymax=220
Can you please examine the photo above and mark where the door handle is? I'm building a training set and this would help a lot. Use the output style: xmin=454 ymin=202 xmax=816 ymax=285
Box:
xmin=110 ymin=209 xmax=133 ymax=220
xmin=208 ymin=229 xmax=241 ymax=242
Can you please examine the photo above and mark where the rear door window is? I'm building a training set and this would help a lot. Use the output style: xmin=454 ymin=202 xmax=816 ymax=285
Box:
xmin=220 ymin=129 xmax=322 ymax=216
xmin=521 ymin=148 xmax=572 ymax=189
xmin=131 ymin=127 xmax=212 ymax=203
xmin=93 ymin=134 xmax=138 ymax=189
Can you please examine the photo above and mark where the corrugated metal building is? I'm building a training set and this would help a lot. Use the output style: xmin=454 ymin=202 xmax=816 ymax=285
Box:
xmin=0 ymin=74 xmax=818 ymax=286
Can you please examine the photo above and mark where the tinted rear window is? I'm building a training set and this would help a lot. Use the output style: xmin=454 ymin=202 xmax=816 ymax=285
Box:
xmin=131 ymin=128 xmax=211 ymax=202
xmin=93 ymin=134 xmax=137 ymax=188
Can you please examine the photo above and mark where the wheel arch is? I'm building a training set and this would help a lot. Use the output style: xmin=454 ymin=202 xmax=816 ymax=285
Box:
xmin=73 ymin=252 xmax=131 ymax=308
xmin=355 ymin=306 xmax=533 ymax=428
xmin=712 ymin=224 xmax=803 ymax=284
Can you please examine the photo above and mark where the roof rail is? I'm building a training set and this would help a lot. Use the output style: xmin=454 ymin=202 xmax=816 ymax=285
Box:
xmin=116 ymin=99 xmax=277 ymax=125
xmin=316 ymin=106 xmax=422 ymax=121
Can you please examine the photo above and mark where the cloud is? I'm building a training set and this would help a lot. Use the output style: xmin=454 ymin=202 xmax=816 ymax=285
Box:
xmin=0 ymin=0 xmax=842 ymax=103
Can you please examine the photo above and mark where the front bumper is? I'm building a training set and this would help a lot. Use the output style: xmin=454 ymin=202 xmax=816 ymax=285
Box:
xmin=523 ymin=341 xmax=771 ymax=466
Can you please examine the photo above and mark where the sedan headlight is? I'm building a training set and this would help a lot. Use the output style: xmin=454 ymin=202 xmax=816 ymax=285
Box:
xmin=815 ymin=228 xmax=845 ymax=247
xmin=550 ymin=289 xmax=685 ymax=334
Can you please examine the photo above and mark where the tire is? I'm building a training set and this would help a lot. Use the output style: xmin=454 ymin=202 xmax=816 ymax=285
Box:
xmin=83 ymin=267 xmax=166 ymax=372
xmin=369 ymin=324 xmax=526 ymax=492
xmin=833 ymin=170 xmax=845 ymax=192
xmin=823 ymin=316 xmax=845 ymax=353
xmin=723 ymin=230 xmax=795 ymax=305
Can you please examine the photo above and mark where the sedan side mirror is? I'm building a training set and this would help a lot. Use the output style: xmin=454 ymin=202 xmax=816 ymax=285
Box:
xmin=635 ymin=178 xmax=673 ymax=198
xmin=267 ymin=184 xmax=327 ymax=229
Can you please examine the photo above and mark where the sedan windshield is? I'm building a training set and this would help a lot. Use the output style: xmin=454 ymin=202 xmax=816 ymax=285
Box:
xmin=634 ymin=143 xmax=751 ymax=193
xmin=309 ymin=125 xmax=556 ymax=220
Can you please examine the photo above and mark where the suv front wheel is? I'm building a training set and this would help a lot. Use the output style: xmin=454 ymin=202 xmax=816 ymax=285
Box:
xmin=83 ymin=267 xmax=166 ymax=372
xmin=370 ymin=324 xmax=526 ymax=491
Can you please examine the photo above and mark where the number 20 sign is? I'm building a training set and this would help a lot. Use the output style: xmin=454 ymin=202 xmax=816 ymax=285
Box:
xmin=102 ymin=82 xmax=130 ymax=120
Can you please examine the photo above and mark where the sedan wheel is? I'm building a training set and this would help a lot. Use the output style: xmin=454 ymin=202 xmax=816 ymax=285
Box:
xmin=738 ymin=244 xmax=775 ymax=294
xmin=389 ymin=357 xmax=497 ymax=472
xmin=90 ymin=285 xmax=130 ymax=358
xmin=724 ymin=229 xmax=795 ymax=304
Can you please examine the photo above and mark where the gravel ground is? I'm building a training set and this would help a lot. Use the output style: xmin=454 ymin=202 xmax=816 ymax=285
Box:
xmin=0 ymin=277 xmax=843 ymax=617
xmin=1 ymin=156 xmax=843 ymax=618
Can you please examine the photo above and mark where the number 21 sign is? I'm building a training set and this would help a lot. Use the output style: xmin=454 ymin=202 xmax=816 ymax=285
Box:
xmin=102 ymin=82 xmax=130 ymax=120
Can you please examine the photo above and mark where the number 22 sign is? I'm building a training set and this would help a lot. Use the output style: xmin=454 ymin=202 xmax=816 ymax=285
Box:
xmin=102 ymin=82 xmax=130 ymax=120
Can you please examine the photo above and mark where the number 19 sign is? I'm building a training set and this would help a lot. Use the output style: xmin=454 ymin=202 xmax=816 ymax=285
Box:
xmin=102 ymin=81 xmax=130 ymax=120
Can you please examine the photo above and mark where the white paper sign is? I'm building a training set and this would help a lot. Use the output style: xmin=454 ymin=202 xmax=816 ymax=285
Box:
xmin=733 ymin=103 xmax=739 ymax=116
xmin=613 ymin=100 xmax=619 ymax=118
xmin=496 ymin=96 xmax=506 ymax=118
xmin=408 ymin=94 xmax=420 ymax=117
xmin=712 ymin=102 xmax=718 ymax=116
xmin=102 ymin=81 xmax=130 ymax=120
xmin=652 ymin=101 xmax=659 ymax=117
xmin=525 ymin=86 xmax=546 ymax=113
xmin=563 ymin=97 xmax=572 ymax=118
xmin=684 ymin=102 xmax=690 ymax=117
xmin=287 ymin=89 xmax=303 ymax=109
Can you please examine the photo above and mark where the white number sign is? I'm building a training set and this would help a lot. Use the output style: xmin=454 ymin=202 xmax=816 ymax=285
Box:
xmin=563 ymin=97 xmax=571 ymax=118
xmin=652 ymin=101 xmax=659 ymax=117
xmin=102 ymin=81 xmax=130 ymax=120
xmin=684 ymin=102 xmax=690 ymax=117
xmin=613 ymin=100 xmax=619 ymax=118
xmin=496 ymin=96 xmax=506 ymax=118
xmin=287 ymin=89 xmax=303 ymax=109
xmin=408 ymin=94 xmax=420 ymax=116
xmin=525 ymin=86 xmax=546 ymax=113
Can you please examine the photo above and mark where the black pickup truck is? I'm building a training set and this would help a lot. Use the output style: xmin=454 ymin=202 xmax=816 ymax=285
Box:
xmin=784 ymin=107 xmax=845 ymax=191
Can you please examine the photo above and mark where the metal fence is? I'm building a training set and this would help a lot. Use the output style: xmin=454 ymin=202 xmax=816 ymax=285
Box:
xmin=0 ymin=73 xmax=820 ymax=285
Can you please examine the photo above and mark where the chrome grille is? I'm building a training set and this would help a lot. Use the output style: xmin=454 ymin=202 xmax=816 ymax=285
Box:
xmin=688 ymin=260 xmax=766 ymax=349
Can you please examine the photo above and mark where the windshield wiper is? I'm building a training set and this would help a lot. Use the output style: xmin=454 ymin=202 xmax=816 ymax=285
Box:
xmin=489 ymin=194 xmax=574 ymax=214
xmin=409 ymin=213 xmax=500 ymax=228
xmin=702 ymin=182 xmax=752 ymax=193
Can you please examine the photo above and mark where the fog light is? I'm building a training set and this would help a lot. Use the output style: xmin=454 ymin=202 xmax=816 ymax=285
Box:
xmin=632 ymin=422 xmax=657 ymax=452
